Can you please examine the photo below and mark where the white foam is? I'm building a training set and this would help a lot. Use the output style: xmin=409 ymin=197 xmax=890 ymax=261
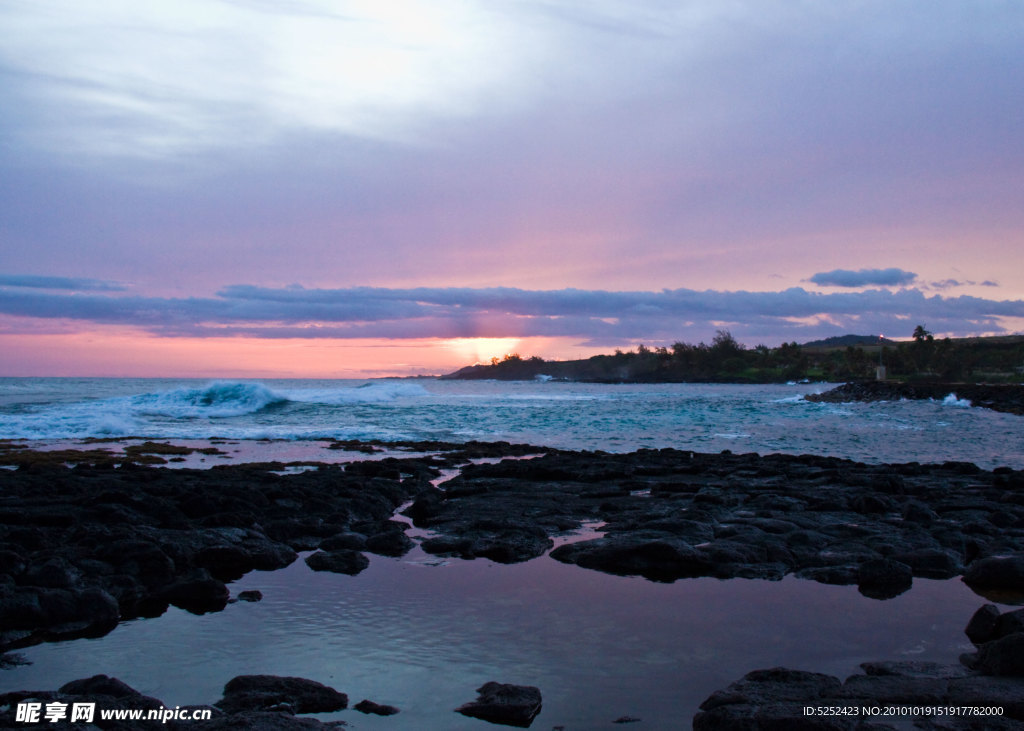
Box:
xmin=942 ymin=393 xmax=972 ymax=408
xmin=284 ymin=381 xmax=430 ymax=405
xmin=771 ymin=395 xmax=807 ymax=403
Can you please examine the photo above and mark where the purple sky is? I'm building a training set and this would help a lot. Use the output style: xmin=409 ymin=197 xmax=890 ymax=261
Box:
xmin=1 ymin=1 xmax=1022 ymax=376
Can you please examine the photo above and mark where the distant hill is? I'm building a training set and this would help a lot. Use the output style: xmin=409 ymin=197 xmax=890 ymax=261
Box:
xmin=800 ymin=334 xmax=899 ymax=348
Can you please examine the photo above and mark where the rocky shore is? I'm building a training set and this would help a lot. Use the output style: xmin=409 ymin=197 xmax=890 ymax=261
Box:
xmin=4 ymin=440 xmax=1024 ymax=727
xmin=407 ymin=448 xmax=1024 ymax=597
xmin=806 ymin=381 xmax=1024 ymax=416
xmin=0 ymin=673 xmax=548 ymax=729
xmin=0 ymin=440 xmax=546 ymax=651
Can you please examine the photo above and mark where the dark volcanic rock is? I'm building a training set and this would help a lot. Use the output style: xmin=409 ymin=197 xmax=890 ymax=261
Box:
xmin=455 ymin=682 xmax=542 ymax=728
xmin=319 ymin=531 xmax=367 ymax=551
xmin=963 ymin=554 xmax=1024 ymax=597
xmin=363 ymin=520 xmax=415 ymax=557
xmin=158 ymin=571 xmax=230 ymax=614
xmin=403 ymin=448 xmax=1024 ymax=593
xmin=0 ymin=459 xmax=424 ymax=649
xmin=974 ymin=633 xmax=1024 ymax=676
xmin=806 ymin=381 xmax=1024 ymax=416
xmin=694 ymin=668 xmax=846 ymax=730
xmin=965 ymin=603 xmax=1003 ymax=644
xmin=0 ymin=674 xmax=349 ymax=730
xmin=59 ymin=673 xmax=149 ymax=698
xmin=216 ymin=675 xmax=348 ymax=714
xmin=856 ymin=558 xmax=913 ymax=599
xmin=696 ymin=605 xmax=1024 ymax=728
xmin=354 ymin=698 xmax=400 ymax=715
xmin=304 ymin=549 xmax=369 ymax=575
xmin=550 ymin=536 xmax=717 ymax=582
xmin=5 ymin=441 xmax=1024 ymax=657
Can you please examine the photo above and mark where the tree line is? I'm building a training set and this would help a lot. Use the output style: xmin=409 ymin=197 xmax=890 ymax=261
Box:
xmin=445 ymin=327 xmax=1024 ymax=383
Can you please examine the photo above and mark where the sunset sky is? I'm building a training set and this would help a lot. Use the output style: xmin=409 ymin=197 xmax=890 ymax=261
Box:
xmin=2 ymin=1 xmax=1023 ymax=377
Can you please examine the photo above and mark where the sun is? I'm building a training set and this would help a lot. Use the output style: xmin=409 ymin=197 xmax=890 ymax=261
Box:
xmin=444 ymin=338 xmax=522 ymax=365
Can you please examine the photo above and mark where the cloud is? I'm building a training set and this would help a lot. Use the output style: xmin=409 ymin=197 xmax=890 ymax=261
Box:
xmin=809 ymin=268 xmax=918 ymax=288
xmin=0 ymin=274 xmax=125 ymax=291
xmin=1 ymin=279 xmax=1022 ymax=345
xmin=927 ymin=278 xmax=1003 ymax=290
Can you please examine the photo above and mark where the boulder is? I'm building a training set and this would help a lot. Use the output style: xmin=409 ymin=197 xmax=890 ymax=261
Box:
xmin=694 ymin=668 xmax=846 ymax=731
xmin=216 ymin=675 xmax=347 ymax=714
xmin=455 ymin=682 xmax=542 ymax=728
xmin=304 ymin=550 xmax=369 ymax=576
xmin=965 ymin=603 xmax=1002 ymax=644
xmin=964 ymin=555 xmax=1024 ymax=593
xmin=974 ymin=633 xmax=1024 ymax=676
xmin=158 ymin=572 xmax=230 ymax=615
xmin=354 ymin=699 xmax=400 ymax=715
xmin=856 ymin=558 xmax=912 ymax=599
xmin=365 ymin=530 xmax=415 ymax=558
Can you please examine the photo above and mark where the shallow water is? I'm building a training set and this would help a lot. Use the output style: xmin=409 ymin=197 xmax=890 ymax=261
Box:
xmin=1 ymin=538 xmax=1007 ymax=729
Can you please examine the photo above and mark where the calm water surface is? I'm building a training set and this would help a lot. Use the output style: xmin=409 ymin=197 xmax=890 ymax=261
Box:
xmin=2 ymin=542 xmax=1004 ymax=729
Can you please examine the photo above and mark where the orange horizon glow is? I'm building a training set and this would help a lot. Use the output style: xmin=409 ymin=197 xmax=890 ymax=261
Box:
xmin=0 ymin=330 xmax=592 ymax=379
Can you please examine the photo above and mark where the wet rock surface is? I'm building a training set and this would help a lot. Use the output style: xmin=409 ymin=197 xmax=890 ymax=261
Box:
xmin=0 ymin=440 xmax=553 ymax=650
xmin=0 ymin=459 xmax=436 ymax=650
xmin=407 ymin=448 xmax=1024 ymax=595
xmin=215 ymin=675 xmax=348 ymax=714
xmin=455 ymin=682 xmax=543 ymax=727
xmin=0 ymin=674 xmax=349 ymax=729
xmin=695 ymin=604 xmax=1024 ymax=730
xmin=806 ymin=381 xmax=1024 ymax=416
xmin=353 ymin=699 xmax=400 ymax=716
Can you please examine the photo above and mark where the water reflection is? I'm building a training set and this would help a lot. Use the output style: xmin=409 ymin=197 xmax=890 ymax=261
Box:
xmin=1 ymin=545 xmax=1005 ymax=729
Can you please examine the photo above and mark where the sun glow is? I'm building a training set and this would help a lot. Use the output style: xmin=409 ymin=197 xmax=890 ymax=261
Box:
xmin=444 ymin=337 xmax=522 ymax=365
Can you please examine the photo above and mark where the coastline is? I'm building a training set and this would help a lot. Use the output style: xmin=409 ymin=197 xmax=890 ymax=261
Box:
xmin=3 ymin=440 xmax=1024 ymax=727
xmin=806 ymin=381 xmax=1024 ymax=416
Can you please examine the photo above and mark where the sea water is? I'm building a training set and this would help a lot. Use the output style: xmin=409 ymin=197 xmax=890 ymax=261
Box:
xmin=1 ymin=377 xmax=1021 ymax=468
xmin=1 ymin=378 xmax=1022 ymax=728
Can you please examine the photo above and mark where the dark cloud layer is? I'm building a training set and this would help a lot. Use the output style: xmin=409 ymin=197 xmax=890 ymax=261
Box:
xmin=2 ymin=279 xmax=1020 ymax=345
xmin=809 ymin=268 xmax=917 ymax=288
xmin=0 ymin=274 xmax=125 ymax=291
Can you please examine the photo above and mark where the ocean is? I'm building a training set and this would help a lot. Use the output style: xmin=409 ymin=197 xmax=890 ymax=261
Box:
xmin=1 ymin=377 xmax=1020 ymax=469
xmin=1 ymin=377 xmax=1021 ymax=728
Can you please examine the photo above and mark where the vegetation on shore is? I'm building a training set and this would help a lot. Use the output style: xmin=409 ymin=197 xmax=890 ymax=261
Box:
xmin=441 ymin=328 xmax=1024 ymax=384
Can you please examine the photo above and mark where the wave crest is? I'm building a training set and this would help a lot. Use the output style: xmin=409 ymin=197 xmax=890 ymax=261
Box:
xmin=131 ymin=381 xmax=287 ymax=418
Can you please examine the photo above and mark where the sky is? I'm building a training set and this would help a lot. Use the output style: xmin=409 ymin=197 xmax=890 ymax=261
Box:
xmin=1 ymin=0 xmax=1023 ymax=377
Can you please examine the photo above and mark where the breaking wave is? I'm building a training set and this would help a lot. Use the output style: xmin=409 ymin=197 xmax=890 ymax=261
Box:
xmin=0 ymin=380 xmax=431 ymax=440
xmin=942 ymin=393 xmax=972 ymax=408
xmin=131 ymin=382 xmax=288 ymax=418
